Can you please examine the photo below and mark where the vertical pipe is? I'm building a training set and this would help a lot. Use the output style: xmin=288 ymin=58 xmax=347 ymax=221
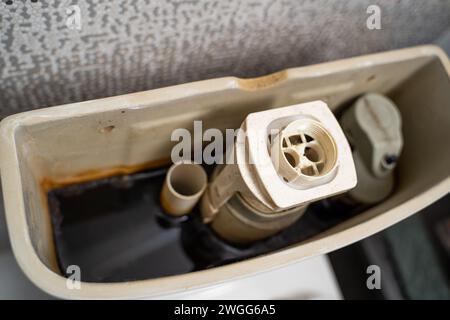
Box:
xmin=160 ymin=162 xmax=207 ymax=216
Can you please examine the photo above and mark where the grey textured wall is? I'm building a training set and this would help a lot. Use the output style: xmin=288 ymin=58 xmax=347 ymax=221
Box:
xmin=1 ymin=0 xmax=450 ymax=118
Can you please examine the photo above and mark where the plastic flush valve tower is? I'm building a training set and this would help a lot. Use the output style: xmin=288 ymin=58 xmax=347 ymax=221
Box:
xmin=201 ymin=101 xmax=357 ymax=244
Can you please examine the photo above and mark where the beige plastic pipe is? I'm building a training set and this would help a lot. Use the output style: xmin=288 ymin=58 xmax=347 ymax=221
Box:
xmin=160 ymin=162 xmax=208 ymax=216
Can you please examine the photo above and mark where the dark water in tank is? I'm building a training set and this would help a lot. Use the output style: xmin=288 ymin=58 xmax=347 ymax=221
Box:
xmin=48 ymin=166 xmax=362 ymax=283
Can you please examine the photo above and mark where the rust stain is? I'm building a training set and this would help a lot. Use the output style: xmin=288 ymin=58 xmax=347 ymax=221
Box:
xmin=99 ymin=125 xmax=115 ymax=133
xmin=40 ymin=157 xmax=170 ymax=271
xmin=41 ymin=157 xmax=171 ymax=192
xmin=237 ymin=70 xmax=288 ymax=90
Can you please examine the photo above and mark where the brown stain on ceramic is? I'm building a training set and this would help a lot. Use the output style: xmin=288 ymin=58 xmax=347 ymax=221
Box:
xmin=41 ymin=157 xmax=171 ymax=192
xmin=37 ymin=157 xmax=170 ymax=275
xmin=237 ymin=70 xmax=288 ymax=90
xmin=99 ymin=125 xmax=115 ymax=133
